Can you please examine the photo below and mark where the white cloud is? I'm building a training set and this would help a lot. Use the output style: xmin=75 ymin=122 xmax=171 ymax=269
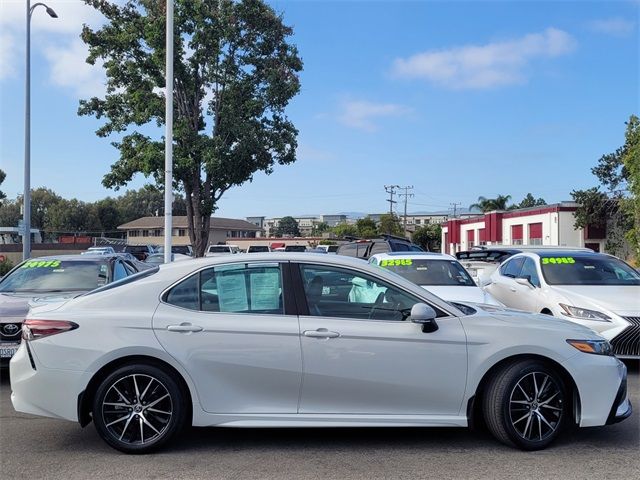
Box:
xmin=0 ymin=33 xmax=17 ymax=80
xmin=391 ymin=28 xmax=577 ymax=89
xmin=44 ymin=39 xmax=105 ymax=98
xmin=0 ymin=0 xmax=106 ymax=97
xmin=587 ymin=18 xmax=636 ymax=37
xmin=338 ymin=100 xmax=411 ymax=132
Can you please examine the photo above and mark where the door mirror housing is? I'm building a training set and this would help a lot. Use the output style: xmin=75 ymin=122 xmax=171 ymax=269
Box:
xmin=410 ymin=303 xmax=439 ymax=333
xmin=515 ymin=276 xmax=535 ymax=288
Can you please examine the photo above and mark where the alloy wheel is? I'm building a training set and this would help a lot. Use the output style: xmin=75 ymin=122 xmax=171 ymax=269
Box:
xmin=101 ymin=374 xmax=173 ymax=445
xmin=508 ymin=371 xmax=563 ymax=442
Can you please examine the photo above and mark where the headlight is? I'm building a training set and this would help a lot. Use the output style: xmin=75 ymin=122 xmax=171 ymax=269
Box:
xmin=566 ymin=339 xmax=613 ymax=356
xmin=559 ymin=303 xmax=611 ymax=322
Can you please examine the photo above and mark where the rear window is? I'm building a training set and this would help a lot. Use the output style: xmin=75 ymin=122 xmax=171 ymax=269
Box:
xmin=248 ymin=246 xmax=270 ymax=253
xmin=208 ymin=246 xmax=231 ymax=253
xmin=125 ymin=246 xmax=149 ymax=253
xmin=0 ymin=259 xmax=110 ymax=292
xmin=378 ymin=259 xmax=475 ymax=286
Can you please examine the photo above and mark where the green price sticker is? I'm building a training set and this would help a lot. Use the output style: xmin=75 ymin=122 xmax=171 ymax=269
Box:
xmin=21 ymin=260 xmax=62 ymax=269
xmin=541 ymin=257 xmax=575 ymax=265
xmin=380 ymin=259 xmax=413 ymax=267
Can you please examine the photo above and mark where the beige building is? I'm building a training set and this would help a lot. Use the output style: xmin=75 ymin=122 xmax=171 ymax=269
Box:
xmin=118 ymin=216 xmax=263 ymax=246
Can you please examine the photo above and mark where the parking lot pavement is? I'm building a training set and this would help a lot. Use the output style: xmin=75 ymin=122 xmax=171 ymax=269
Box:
xmin=1 ymin=363 xmax=638 ymax=480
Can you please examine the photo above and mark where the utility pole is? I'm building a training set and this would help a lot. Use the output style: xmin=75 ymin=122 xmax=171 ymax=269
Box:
xmin=399 ymin=185 xmax=414 ymax=236
xmin=384 ymin=185 xmax=399 ymax=215
xmin=450 ymin=202 xmax=461 ymax=219
xmin=163 ymin=0 xmax=174 ymax=263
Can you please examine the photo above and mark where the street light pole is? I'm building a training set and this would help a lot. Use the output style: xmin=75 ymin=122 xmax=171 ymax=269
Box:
xmin=164 ymin=0 xmax=174 ymax=264
xmin=23 ymin=1 xmax=57 ymax=261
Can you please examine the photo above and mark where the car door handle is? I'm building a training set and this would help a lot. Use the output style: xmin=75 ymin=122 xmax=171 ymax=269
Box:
xmin=303 ymin=329 xmax=340 ymax=339
xmin=167 ymin=324 xmax=203 ymax=333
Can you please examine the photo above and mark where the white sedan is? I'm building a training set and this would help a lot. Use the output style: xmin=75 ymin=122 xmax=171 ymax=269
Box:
xmin=11 ymin=253 xmax=631 ymax=453
xmin=369 ymin=252 xmax=502 ymax=305
xmin=484 ymin=250 xmax=640 ymax=358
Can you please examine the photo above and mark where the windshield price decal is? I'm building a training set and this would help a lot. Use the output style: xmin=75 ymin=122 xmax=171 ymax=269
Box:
xmin=380 ymin=259 xmax=413 ymax=267
xmin=541 ymin=257 xmax=575 ymax=265
xmin=21 ymin=260 xmax=62 ymax=269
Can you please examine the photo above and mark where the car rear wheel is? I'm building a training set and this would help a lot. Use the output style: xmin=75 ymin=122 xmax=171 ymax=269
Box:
xmin=92 ymin=364 xmax=186 ymax=454
xmin=483 ymin=359 xmax=567 ymax=450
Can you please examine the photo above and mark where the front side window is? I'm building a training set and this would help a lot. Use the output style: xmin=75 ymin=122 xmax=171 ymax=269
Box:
xmin=519 ymin=258 xmax=541 ymax=287
xmin=540 ymin=255 xmax=640 ymax=286
xmin=299 ymin=264 xmax=433 ymax=321
xmin=500 ymin=257 xmax=525 ymax=278
xmin=165 ymin=263 xmax=284 ymax=314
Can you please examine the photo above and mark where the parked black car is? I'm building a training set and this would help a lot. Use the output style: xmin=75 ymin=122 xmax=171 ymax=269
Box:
xmin=123 ymin=244 xmax=155 ymax=261
xmin=336 ymin=234 xmax=424 ymax=260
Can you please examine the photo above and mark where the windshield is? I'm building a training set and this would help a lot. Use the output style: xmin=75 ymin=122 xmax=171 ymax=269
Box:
xmin=377 ymin=259 xmax=476 ymax=286
xmin=540 ymin=255 xmax=640 ymax=285
xmin=0 ymin=259 xmax=110 ymax=292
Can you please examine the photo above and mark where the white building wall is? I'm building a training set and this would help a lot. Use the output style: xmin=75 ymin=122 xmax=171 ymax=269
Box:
xmin=502 ymin=212 xmax=558 ymax=246
xmin=459 ymin=221 xmax=485 ymax=250
xmin=558 ymin=211 xmax=585 ymax=247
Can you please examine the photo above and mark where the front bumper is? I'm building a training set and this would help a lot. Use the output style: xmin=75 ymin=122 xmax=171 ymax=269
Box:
xmin=606 ymin=370 xmax=632 ymax=425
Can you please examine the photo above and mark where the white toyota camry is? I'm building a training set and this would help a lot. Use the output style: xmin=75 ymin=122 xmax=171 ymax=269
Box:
xmin=10 ymin=253 xmax=631 ymax=453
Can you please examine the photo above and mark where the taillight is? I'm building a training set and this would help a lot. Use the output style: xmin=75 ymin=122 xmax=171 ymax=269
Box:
xmin=22 ymin=319 xmax=79 ymax=341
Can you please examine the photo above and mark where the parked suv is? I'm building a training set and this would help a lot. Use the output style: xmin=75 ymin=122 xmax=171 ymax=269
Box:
xmin=336 ymin=235 xmax=424 ymax=260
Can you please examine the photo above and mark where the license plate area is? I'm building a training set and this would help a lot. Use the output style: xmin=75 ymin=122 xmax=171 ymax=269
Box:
xmin=0 ymin=343 xmax=20 ymax=358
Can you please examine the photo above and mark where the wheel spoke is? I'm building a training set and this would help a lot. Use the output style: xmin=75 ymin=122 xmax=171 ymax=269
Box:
xmin=513 ymin=412 xmax=531 ymax=424
xmin=140 ymin=378 xmax=154 ymax=402
xmin=147 ymin=408 xmax=171 ymax=415
xmin=106 ymin=414 xmax=130 ymax=427
xmin=145 ymin=393 xmax=170 ymax=409
xmin=113 ymin=386 xmax=131 ymax=405
xmin=523 ymin=414 xmax=533 ymax=439
xmin=119 ymin=414 xmax=135 ymax=441
xmin=510 ymin=400 xmax=529 ymax=404
xmin=541 ymin=404 xmax=561 ymax=412
xmin=539 ymin=391 xmax=559 ymax=406
xmin=537 ymin=414 xmax=543 ymax=440
xmin=538 ymin=376 xmax=549 ymax=400
xmin=140 ymin=414 xmax=161 ymax=435
xmin=133 ymin=375 xmax=141 ymax=401
xmin=103 ymin=402 xmax=129 ymax=407
xmin=538 ymin=411 xmax=555 ymax=431
xmin=139 ymin=416 xmax=145 ymax=444
xmin=517 ymin=383 xmax=531 ymax=402
xmin=532 ymin=373 xmax=539 ymax=398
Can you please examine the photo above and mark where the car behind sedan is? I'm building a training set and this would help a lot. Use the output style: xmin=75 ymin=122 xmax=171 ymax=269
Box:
xmin=484 ymin=250 xmax=640 ymax=358
xmin=0 ymin=254 xmax=144 ymax=364
xmin=10 ymin=253 xmax=630 ymax=454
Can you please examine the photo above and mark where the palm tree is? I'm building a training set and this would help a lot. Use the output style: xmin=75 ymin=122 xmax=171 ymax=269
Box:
xmin=469 ymin=195 xmax=512 ymax=213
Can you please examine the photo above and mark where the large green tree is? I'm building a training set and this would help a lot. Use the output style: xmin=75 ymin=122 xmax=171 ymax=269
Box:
xmin=274 ymin=216 xmax=300 ymax=237
xmin=572 ymin=115 xmax=638 ymax=258
xmin=517 ymin=193 xmax=546 ymax=209
xmin=46 ymin=199 xmax=102 ymax=234
xmin=412 ymin=224 xmax=441 ymax=252
xmin=80 ymin=0 xmax=303 ymax=256
xmin=0 ymin=169 xmax=6 ymax=200
xmin=356 ymin=217 xmax=377 ymax=238
xmin=378 ymin=213 xmax=403 ymax=236
xmin=116 ymin=184 xmax=187 ymax=223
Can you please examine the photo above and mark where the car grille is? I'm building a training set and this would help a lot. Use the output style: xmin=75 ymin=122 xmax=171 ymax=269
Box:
xmin=610 ymin=317 xmax=640 ymax=358
xmin=0 ymin=322 xmax=23 ymax=341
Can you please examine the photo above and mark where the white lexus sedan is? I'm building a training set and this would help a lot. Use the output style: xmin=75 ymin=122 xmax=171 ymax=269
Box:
xmin=368 ymin=252 xmax=502 ymax=305
xmin=10 ymin=253 xmax=631 ymax=454
xmin=484 ymin=250 xmax=640 ymax=358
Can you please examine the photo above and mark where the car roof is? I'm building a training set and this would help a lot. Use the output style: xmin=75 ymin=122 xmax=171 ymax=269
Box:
xmin=370 ymin=252 xmax=454 ymax=261
xmin=20 ymin=254 xmax=118 ymax=262
xmin=516 ymin=250 xmax=608 ymax=258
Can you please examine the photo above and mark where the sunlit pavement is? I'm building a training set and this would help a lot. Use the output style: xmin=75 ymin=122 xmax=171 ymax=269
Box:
xmin=1 ymin=362 xmax=638 ymax=480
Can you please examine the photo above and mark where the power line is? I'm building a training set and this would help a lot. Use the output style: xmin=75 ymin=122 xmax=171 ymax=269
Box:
xmin=449 ymin=202 xmax=462 ymax=218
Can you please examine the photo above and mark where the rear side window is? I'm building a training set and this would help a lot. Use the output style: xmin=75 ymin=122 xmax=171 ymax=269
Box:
xmin=369 ymin=242 xmax=389 ymax=255
xmin=165 ymin=263 xmax=284 ymax=314
xmin=337 ymin=243 xmax=358 ymax=257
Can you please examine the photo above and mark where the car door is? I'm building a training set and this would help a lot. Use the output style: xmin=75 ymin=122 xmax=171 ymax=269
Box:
xmin=294 ymin=263 xmax=467 ymax=415
xmin=486 ymin=257 xmax=525 ymax=306
xmin=152 ymin=261 xmax=302 ymax=414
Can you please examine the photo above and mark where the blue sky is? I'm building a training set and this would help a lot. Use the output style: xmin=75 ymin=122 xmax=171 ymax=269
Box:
xmin=1 ymin=0 xmax=638 ymax=219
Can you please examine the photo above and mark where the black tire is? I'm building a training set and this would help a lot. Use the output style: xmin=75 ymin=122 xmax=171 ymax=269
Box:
xmin=92 ymin=363 xmax=187 ymax=454
xmin=482 ymin=359 xmax=568 ymax=450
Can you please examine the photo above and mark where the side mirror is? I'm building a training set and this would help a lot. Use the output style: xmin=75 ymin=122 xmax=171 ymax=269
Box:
xmin=410 ymin=303 xmax=439 ymax=333
xmin=515 ymin=276 xmax=535 ymax=288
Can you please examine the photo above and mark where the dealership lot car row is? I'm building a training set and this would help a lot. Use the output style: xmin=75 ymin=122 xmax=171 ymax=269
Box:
xmin=5 ymin=252 xmax=632 ymax=454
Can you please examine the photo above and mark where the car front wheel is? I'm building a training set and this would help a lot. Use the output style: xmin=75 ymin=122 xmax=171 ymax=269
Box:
xmin=92 ymin=364 xmax=186 ymax=454
xmin=483 ymin=359 xmax=568 ymax=450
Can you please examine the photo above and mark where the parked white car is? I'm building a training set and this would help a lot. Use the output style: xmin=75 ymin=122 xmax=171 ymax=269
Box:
xmin=369 ymin=252 xmax=501 ymax=306
xmin=11 ymin=253 xmax=630 ymax=453
xmin=484 ymin=250 xmax=640 ymax=358
xmin=81 ymin=246 xmax=116 ymax=255
xmin=205 ymin=244 xmax=241 ymax=256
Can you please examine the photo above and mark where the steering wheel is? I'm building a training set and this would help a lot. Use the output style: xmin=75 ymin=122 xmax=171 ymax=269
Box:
xmin=368 ymin=291 xmax=386 ymax=320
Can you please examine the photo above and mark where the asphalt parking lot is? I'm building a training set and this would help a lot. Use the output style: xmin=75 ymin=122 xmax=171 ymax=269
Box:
xmin=1 ymin=363 xmax=638 ymax=480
